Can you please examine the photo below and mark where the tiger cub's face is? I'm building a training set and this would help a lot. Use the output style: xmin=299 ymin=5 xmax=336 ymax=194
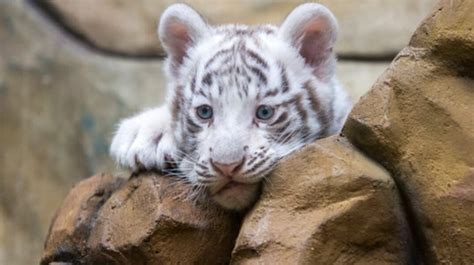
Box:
xmin=159 ymin=3 xmax=341 ymax=210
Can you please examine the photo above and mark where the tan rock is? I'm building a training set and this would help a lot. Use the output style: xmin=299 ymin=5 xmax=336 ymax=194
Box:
xmin=41 ymin=174 xmax=124 ymax=264
xmin=232 ymin=136 xmax=409 ymax=265
xmin=42 ymin=173 xmax=241 ymax=264
xmin=43 ymin=0 xmax=437 ymax=57
xmin=344 ymin=0 xmax=474 ymax=263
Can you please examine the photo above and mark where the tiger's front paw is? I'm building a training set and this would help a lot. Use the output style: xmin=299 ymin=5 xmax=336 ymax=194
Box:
xmin=110 ymin=106 xmax=177 ymax=172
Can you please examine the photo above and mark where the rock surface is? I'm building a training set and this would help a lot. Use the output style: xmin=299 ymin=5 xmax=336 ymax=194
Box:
xmin=232 ymin=137 xmax=409 ymax=264
xmin=42 ymin=0 xmax=437 ymax=57
xmin=42 ymin=174 xmax=124 ymax=264
xmin=42 ymin=173 xmax=241 ymax=265
xmin=344 ymin=0 xmax=474 ymax=263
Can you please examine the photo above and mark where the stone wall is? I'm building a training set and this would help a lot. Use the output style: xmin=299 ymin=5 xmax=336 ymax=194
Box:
xmin=0 ymin=1 xmax=438 ymax=264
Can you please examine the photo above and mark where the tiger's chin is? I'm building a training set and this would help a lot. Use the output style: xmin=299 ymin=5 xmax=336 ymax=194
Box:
xmin=211 ymin=181 xmax=262 ymax=211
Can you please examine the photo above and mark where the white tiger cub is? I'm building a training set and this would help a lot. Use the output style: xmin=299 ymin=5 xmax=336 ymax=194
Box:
xmin=110 ymin=3 xmax=352 ymax=210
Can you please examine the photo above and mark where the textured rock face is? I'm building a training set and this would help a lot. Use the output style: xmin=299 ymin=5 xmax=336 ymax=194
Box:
xmin=344 ymin=0 xmax=474 ymax=263
xmin=232 ymin=137 xmax=409 ymax=264
xmin=43 ymin=0 xmax=436 ymax=57
xmin=42 ymin=174 xmax=241 ymax=265
xmin=42 ymin=174 xmax=124 ymax=263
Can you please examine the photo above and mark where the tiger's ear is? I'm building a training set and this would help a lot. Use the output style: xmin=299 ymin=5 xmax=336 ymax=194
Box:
xmin=279 ymin=3 xmax=338 ymax=82
xmin=158 ymin=4 xmax=209 ymax=76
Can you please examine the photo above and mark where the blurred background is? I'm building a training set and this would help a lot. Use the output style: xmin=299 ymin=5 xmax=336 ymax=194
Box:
xmin=0 ymin=0 xmax=437 ymax=264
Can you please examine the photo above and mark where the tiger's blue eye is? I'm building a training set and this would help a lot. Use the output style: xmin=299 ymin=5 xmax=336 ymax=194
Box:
xmin=256 ymin=105 xmax=274 ymax=120
xmin=196 ymin=105 xmax=213 ymax=120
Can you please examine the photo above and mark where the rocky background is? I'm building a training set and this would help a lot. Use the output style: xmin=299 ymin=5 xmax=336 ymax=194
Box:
xmin=0 ymin=0 xmax=445 ymax=264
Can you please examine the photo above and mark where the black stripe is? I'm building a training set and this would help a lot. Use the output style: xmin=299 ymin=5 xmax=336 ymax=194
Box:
xmin=241 ymin=51 xmax=268 ymax=85
xmin=202 ymin=72 xmax=213 ymax=87
xmin=303 ymin=81 xmax=330 ymax=136
xmin=264 ymin=89 xmax=279 ymax=97
xmin=218 ymin=83 xmax=224 ymax=95
xmin=241 ymin=84 xmax=249 ymax=97
xmin=256 ymin=25 xmax=276 ymax=34
xmin=247 ymin=155 xmax=258 ymax=166
xmin=249 ymin=148 xmax=268 ymax=163
xmin=270 ymin=112 xmax=288 ymax=126
xmin=280 ymin=65 xmax=290 ymax=93
xmin=276 ymin=131 xmax=293 ymax=144
xmin=186 ymin=116 xmax=202 ymax=134
xmin=276 ymin=97 xmax=297 ymax=108
xmin=195 ymin=163 xmax=208 ymax=170
xmin=171 ymin=88 xmax=183 ymax=122
xmin=204 ymin=47 xmax=234 ymax=69
xmin=246 ymin=49 xmax=269 ymax=69
xmin=245 ymin=156 xmax=270 ymax=174
xmin=187 ymin=126 xmax=201 ymax=134
xmin=190 ymin=75 xmax=196 ymax=93
xmin=220 ymin=55 xmax=234 ymax=68
xmin=217 ymin=66 xmax=237 ymax=75
xmin=295 ymin=94 xmax=308 ymax=122
xmin=246 ymin=159 xmax=278 ymax=179
xmin=153 ymin=133 xmax=163 ymax=145
xmin=274 ymin=120 xmax=291 ymax=135
xmin=249 ymin=66 xmax=267 ymax=85
xmin=242 ymin=68 xmax=251 ymax=83
xmin=300 ymin=126 xmax=311 ymax=140
xmin=198 ymin=89 xmax=208 ymax=98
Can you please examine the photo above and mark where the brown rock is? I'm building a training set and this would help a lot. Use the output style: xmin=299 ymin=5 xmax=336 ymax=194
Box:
xmin=344 ymin=0 xmax=474 ymax=263
xmin=41 ymin=173 xmax=241 ymax=264
xmin=41 ymin=0 xmax=436 ymax=57
xmin=41 ymin=174 xmax=124 ymax=264
xmin=232 ymin=136 xmax=410 ymax=265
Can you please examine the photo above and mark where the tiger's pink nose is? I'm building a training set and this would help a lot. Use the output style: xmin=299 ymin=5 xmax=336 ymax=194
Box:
xmin=210 ymin=158 xmax=244 ymax=177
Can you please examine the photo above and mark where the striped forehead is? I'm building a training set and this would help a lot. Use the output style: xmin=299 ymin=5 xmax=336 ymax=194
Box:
xmin=189 ymin=27 xmax=285 ymax=102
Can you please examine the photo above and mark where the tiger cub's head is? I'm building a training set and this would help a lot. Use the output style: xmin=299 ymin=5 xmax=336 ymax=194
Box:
xmin=159 ymin=3 xmax=340 ymax=210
